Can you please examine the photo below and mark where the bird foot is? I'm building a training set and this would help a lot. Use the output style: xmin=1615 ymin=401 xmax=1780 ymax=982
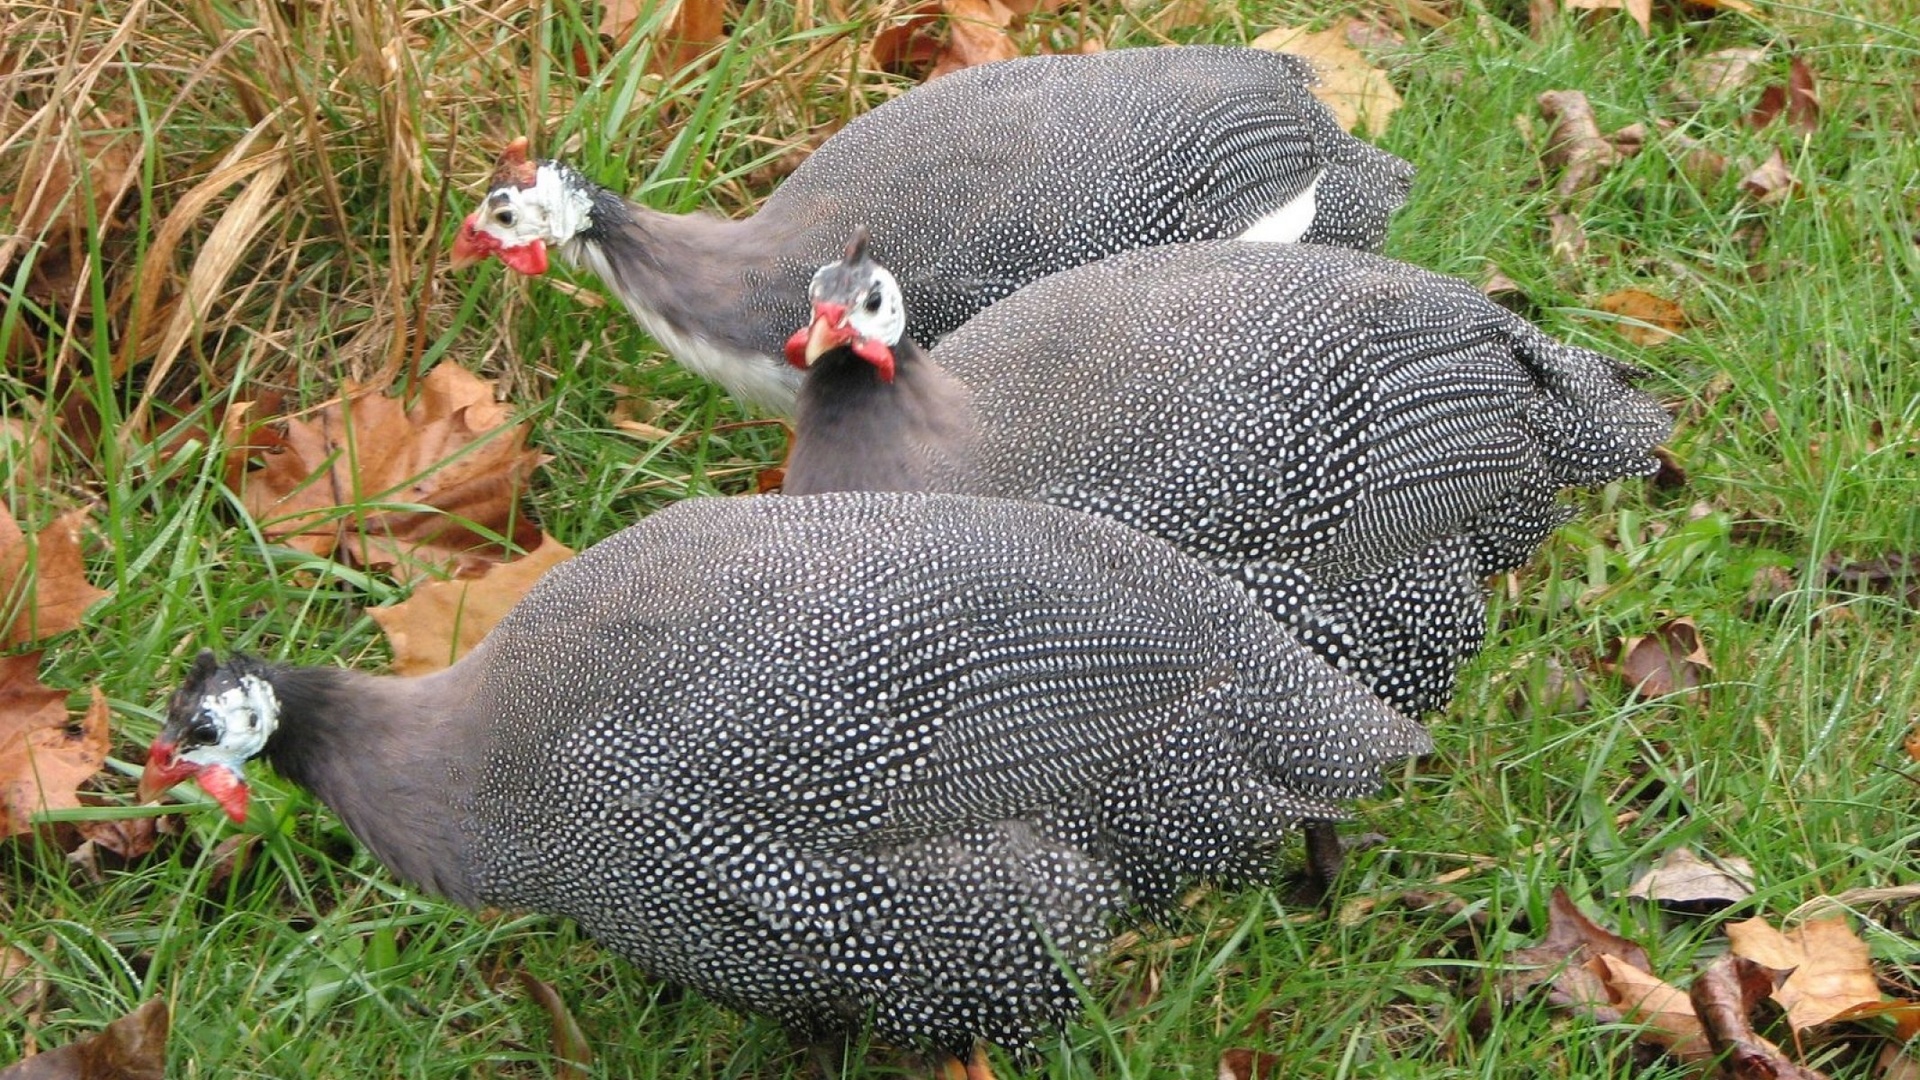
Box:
xmin=1290 ymin=822 xmax=1388 ymax=907
xmin=938 ymin=1046 xmax=997 ymax=1080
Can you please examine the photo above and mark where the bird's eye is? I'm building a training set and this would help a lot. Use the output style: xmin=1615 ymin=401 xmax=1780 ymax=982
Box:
xmin=185 ymin=716 xmax=220 ymax=747
xmin=864 ymin=288 xmax=883 ymax=313
xmin=493 ymin=208 xmax=517 ymax=228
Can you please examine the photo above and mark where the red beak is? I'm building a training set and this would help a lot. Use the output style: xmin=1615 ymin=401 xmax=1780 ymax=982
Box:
xmin=448 ymin=214 xmax=494 ymax=270
xmin=137 ymin=740 xmax=251 ymax=824
xmin=786 ymin=302 xmax=897 ymax=382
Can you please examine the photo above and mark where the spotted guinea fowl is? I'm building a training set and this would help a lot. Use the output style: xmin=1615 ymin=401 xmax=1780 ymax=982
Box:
xmin=137 ymin=492 xmax=1430 ymax=1073
xmin=787 ymin=234 xmax=1672 ymax=734
xmin=448 ymin=46 xmax=1413 ymax=412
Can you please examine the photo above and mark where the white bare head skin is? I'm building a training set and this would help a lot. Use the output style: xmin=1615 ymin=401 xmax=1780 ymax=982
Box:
xmin=178 ymin=673 xmax=281 ymax=778
xmin=809 ymin=258 xmax=906 ymax=348
xmin=468 ymin=163 xmax=598 ymax=251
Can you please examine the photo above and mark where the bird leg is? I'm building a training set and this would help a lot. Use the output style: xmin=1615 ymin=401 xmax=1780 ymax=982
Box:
xmin=1301 ymin=820 xmax=1345 ymax=906
xmin=936 ymin=1046 xmax=998 ymax=1080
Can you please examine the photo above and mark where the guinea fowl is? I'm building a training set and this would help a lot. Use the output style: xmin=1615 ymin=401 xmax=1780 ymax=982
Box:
xmin=137 ymin=492 xmax=1430 ymax=1073
xmin=448 ymin=46 xmax=1414 ymax=412
xmin=787 ymin=236 xmax=1671 ymax=889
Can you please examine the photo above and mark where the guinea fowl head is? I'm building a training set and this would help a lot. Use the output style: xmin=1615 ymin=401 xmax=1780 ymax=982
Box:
xmin=136 ymin=651 xmax=281 ymax=824
xmin=784 ymin=227 xmax=906 ymax=382
xmin=449 ymin=137 xmax=598 ymax=276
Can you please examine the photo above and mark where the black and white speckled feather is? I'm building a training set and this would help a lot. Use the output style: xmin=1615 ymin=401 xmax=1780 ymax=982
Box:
xmin=788 ymin=241 xmax=1673 ymax=716
xmin=462 ymin=46 xmax=1413 ymax=411
xmin=155 ymin=492 xmax=1429 ymax=1056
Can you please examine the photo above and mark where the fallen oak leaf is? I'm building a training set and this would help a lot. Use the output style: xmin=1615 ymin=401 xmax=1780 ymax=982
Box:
xmin=0 ymin=996 xmax=168 ymax=1080
xmin=1626 ymin=847 xmax=1755 ymax=913
xmin=1726 ymin=915 xmax=1882 ymax=1033
xmin=1748 ymin=56 xmax=1819 ymax=136
xmin=1609 ymin=617 xmax=1710 ymax=700
xmin=0 ymin=503 xmax=108 ymax=647
xmin=516 ymin=973 xmax=592 ymax=1080
xmin=1593 ymin=289 xmax=1688 ymax=346
xmin=1218 ymin=1048 xmax=1285 ymax=1080
xmin=369 ymin=533 xmax=575 ymax=676
xmin=1251 ymin=24 xmax=1402 ymax=138
xmin=1561 ymin=0 xmax=1652 ymax=35
xmin=1501 ymin=887 xmax=1652 ymax=1009
xmin=1689 ymin=954 xmax=1829 ymax=1080
xmin=1740 ymin=147 xmax=1798 ymax=202
xmin=1538 ymin=90 xmax=1623 ymax=203
xmin=1590 ymin=952 xmax=1714 ymax=1060
xmin=237 ymin=364 xmax=549 ymax=582
xmin=0 ymin=663 xmax=107 ymax=840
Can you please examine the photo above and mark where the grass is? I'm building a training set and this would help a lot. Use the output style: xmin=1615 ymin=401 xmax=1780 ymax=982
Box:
xmin=3 ymin=0 xmax=1919 ymax=1075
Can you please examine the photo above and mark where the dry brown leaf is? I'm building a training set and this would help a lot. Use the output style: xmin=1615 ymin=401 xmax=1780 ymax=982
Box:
xmin=1548 ymin=211 xmax=1589 ymax=267
xmin=1501 ymin=887 xmax=1652 ymax=1009
xmin=0 ymin=415 xmax=54 ymax=490
xmin=0 ymin=670 xmax=107 ymax=840
xmin=2 ymin=108 xmax=139 ymax=313
xmin=516 ymin=973 xmax=592 ymax=1080
xmin=74 ymin=812 xmax=159 ymax=862
xmin=1748 ymin=56 xmax=1819 ymax=136
xmin=1561 ymin=0 xmax=1651 ymax=36
xmin=601 ymin=0 xmax=728 ymax=73
xmin=369 ymin=533 xmax=574 ymax=675
xmin=1726 ymin=915 xmax=1882 ymax=1032
xmin=1251 ymin=25 xmax=1402 ymax=138
xmin=1218 ymin=1048 xmax=1285 ymax=1080
xmin=0 ymin=504 xmax=107 ymax=648
xmin=1538 ymin=90 xmax=1623 ymax=202
xmin=1690 ymin=954 xmax=1830 ymax=1080
xmin=0 ymin=996 xmax=168 ymax=1080
xmin=1626 ymin=847 xmax=1755 ymax=912
xmin=1594 ymin=289 xmax=1688 ymax=346
xmin=236 ymin=364 xmax=549 ymax=581
xmin=933 ymin=0 xmax=1019 ymax=78
xmin=1878 ymin=1045 xmax=1920 ymax=1080
xmin=1741 ymin=147 xmax=1798 ymax=203
xmin=1610 ymin=616 xmax=1710 ymax=699
xmin=1673 ymin=46 xmax=1769 ymax=106
xmin=1591 ymin=952 xmax=1715 ymax=1059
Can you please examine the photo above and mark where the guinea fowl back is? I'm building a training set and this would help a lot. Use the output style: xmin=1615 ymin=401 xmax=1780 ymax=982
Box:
xmin=757 ymin=47 xmax=1413 ymax=350
xmin=452 ymin=492 xmax=1429 ymax=1051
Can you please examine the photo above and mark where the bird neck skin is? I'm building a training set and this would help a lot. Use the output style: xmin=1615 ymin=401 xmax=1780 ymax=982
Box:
xmin=566 ymin=191 xmax=809 ymax=413
xmin=785 ymin=337 xmax=982 ymax=497
xmin=259 ymin=663 xmax=483 ymax=906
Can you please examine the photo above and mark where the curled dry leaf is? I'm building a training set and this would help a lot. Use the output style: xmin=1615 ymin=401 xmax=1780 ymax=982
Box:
xmin=1689 ymin=954 xmax=1830 ymax=1080
xmin=1609 ymin=617 xmax=1711 ymax=700
xmin=1593 ymin=289 xmax=1688 ymax=346
xmin=0 ymin=664 xmax=107 ymax=840
xmin=1741 ymin=147 xmax=1797 ymax=202
xmin=1725 ymin=915 xmax=1883 ymax=1032
xmin=1671 ymin=47 xmax=1770 ymax=107
xmin=1548 ymin=211 xmax=1589 ymax=267
xmin=1250 ymin=25 xmax=1402 ymax=138
xmin=1218 ymin=1048 xmax=1285 ymax=1080
xmin=1625 ymin=847 xmax=1755 ymax=912
xmin=0 ymin=996 xmax=169 ymax=1080
xmin=1560 ymin=0 xmax=1652 ymax=35
xmin=1538 ymin=90 xmax=1621 ymax=203
xmin=0 ymin=504 xmax=108 ymax=648
xmin=369 ymin=533 xmax=575 ymax=676
xmin=516 ymin=973 xmax=593 ymax=1080
xmin=1822 ymin=552 xmax=1919 ymax=611
xmin=1747 ymin=56 xmax=1819 ymax=136
xmin=871 ymin=0 xmax=1020 ymax=80
xmin=1589 ymin=952 xmax=1714 ymax=1059
xmin=599 ymin=0 xmax=728 ymax=74
xmin=1501 ymin=887 xmax=1652 ymax=1009
xmin=237 ymin=364 xmax=550 ymax=582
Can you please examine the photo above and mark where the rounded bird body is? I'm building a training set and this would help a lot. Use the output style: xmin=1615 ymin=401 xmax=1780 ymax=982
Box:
xmin=451 ymin=46 xmax=1413 ymax=413
xmin=141 ymin=492 xmax=1430 ymax=1057
xmin=786 ymin=238 xmax=1673 ymax=718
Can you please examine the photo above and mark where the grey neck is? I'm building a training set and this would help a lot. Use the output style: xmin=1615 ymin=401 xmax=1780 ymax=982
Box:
xmin=263 ymin=664 xmax=485 ymax=906
xmin=784 ymin=337 xmax=982 ymax=497
xmin=566 ymin=198 xmax=811 ymax=413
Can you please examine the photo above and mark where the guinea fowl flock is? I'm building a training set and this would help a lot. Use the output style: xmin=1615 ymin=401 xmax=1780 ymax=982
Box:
xmin=142 ymin=44 xmax=1671 ymax=1078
